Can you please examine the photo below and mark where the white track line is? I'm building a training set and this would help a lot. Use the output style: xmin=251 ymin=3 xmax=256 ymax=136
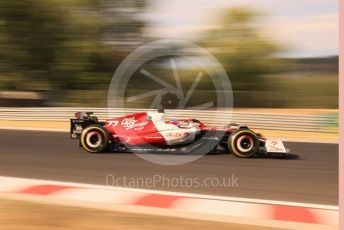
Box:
xmin=0 ymin=126 xmax=67 ymax=132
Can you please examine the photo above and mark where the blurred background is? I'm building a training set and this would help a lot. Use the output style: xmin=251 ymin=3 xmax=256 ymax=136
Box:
xmin=0 ymin=0 xmax=338 ymax=108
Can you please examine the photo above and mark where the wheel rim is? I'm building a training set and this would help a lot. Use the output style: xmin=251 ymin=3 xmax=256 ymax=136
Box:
xmin=236 ymin=135 xmax=254 ymax=153
xmin=86 ymin=131 xmax=102 ymax=148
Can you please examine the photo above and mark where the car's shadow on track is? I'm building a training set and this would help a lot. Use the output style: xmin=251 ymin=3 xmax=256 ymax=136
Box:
xmin=253 ymin=153 xmax=300 ymax=160
xmin=96 ymin=150 xmax=301 ymax=160
xmin=206 ymin=149 xmax=300 ymax=160
xmin=86 ymin=150 xmax=301 ymax=160
xmin=87 ymin=146 xmax=301 ymax=160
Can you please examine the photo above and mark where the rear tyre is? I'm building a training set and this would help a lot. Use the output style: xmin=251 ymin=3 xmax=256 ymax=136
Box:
xmin=228 ymin=129 xmax=259 ymax=158
xmin=80 ymin=125 xmax=109 ymax=153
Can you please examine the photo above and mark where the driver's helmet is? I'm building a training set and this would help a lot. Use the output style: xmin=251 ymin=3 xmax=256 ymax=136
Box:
xmin=177 ymin=120 xmax=191 ymax=128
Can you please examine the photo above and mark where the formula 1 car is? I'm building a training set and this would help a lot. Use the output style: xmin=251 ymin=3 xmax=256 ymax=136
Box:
xmin=70 ymin=110 xmax=289 ymax=158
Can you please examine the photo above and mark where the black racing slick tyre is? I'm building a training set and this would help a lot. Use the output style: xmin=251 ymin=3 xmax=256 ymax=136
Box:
xmin=80 ymin=125 xmax=109 ymax=153
xmin=228 ymin=129 xmax=260 ymax=158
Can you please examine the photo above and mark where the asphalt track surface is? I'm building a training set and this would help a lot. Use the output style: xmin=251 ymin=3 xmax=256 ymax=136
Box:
xmin=0 ymin=130 xmax=338 ymax=205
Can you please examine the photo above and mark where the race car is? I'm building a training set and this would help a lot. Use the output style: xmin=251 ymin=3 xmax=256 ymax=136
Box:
xmin=70 ymin=110 xmax=289 ymax=158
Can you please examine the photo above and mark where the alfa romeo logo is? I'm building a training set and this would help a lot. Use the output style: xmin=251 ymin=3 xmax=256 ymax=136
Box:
xmin=108 ymin=39 xmax=233 ymax=165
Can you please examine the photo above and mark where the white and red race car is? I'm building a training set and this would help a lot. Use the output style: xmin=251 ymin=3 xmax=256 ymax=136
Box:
xmin=70 ymin=110 xmax=289 ymax=158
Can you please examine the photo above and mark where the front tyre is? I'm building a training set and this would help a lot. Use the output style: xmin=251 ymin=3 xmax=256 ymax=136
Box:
xmin=80 ymin=125 xmax=109 ymax=153
xmin=228 ymin=129 xmax=259 ymax=158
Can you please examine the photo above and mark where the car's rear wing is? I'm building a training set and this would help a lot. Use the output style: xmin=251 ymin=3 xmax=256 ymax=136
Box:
xmin=70 ymin=112 xmax=103 ymax=139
